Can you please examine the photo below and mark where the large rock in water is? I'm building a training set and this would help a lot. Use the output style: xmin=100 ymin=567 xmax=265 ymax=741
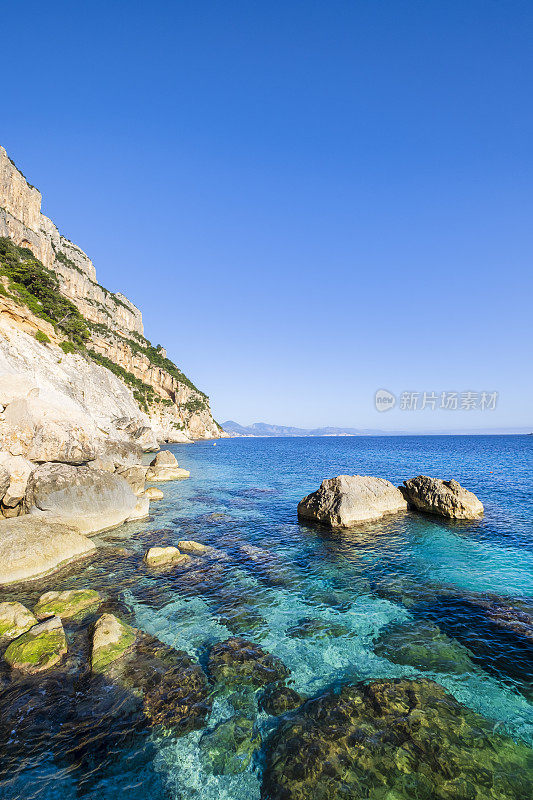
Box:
xmin=92 ymin=615 xmax=211 ymax=734
xmin=402 ymin=475 xmax=484 ymax=519
xmin=297 ymin=475 xmax=408 ymax=528
xmin=3 ymin=616 xmax=67 ymax=673
xmin=25 ymin=462 xmax=140 ymax=534
xmin=262 ymin=678 xmax=533 ymax=800
xmin=146 ymin=450 xmax=190 ymax=481
xmin=0 ymin=516 xmax=96 ymax=585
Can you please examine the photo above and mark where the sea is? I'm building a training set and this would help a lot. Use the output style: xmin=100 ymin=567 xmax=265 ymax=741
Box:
xmin=1 ymin=435 xmax=532 ymax=799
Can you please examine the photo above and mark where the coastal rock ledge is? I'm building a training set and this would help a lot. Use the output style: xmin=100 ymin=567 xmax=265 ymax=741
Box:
xmin=402 ymin=475 xmax=484 ymax=519
xmin=297 ymin=475 xmax=408 ymax=528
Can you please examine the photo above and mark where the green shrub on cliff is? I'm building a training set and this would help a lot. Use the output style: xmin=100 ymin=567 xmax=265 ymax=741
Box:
xmin=0 ymin=237 xmax=90 ymax=346
xmin=35 ymin=330 xmax=51 ymax=344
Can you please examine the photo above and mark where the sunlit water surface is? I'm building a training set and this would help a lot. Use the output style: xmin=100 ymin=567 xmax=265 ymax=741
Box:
xmin=1 ymin=435 xmax=532 ymax=799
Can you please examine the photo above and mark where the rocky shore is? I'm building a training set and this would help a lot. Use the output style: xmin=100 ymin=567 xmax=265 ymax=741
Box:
xmin=0 ymin=448 xmax=187 ymax=585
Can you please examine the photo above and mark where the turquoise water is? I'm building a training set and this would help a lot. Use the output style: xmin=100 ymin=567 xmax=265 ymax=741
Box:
xmin=0 ymin=435 xmax=532 ymax=799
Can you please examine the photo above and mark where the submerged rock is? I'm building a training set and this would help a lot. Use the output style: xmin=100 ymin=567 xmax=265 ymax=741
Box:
xmin=177 ymin=539 xmax=210 ymax=554
xmin=25 ymin=462 xmax=139 ymax=534
xmin=262 ymin=678 xmax=533 ymax=800
xmin=208 ymin=637 xmax=289 ymax=687
xmin=99 ymin=628 xmax=211 ymax=735
xmin=0 ymin=601 xmax=37 ymax=641
xmin=146 ymin=450 xmax=190 ymax=481
xmin=34 ymin=589 xmax=101 ymax=620
xmin=374 ymin=619 xmax=476 ymax=674
xmin=286 ymin=616 xmax=352 ymax=640
xmin=199 ymin=715 xmax=261 ymax=774
xmin=402 ymin=475 xmax=484 ymax=519
xmin=297 ymin=475 xmax=408 ymax=528
xmin=4 ymin=616 xmax=67 ymax=673
xmin=259 ymin=684 xmax=306 ymax=715
xmin=0 ymin=516 xmax=96 ymax=586
xmin=144 ymin=546 xmax=191 ymax=567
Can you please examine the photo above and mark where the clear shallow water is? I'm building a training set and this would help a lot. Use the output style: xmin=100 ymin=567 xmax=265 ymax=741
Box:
xmin=1 ymin=435 xmax=532 ymax=799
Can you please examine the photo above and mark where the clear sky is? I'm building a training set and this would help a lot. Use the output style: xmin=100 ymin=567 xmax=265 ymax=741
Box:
xmin=3 ymin=1 xmax=532 ymax=431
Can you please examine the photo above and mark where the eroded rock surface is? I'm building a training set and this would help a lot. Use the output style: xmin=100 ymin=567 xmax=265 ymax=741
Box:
xmin=0 ymin=516 xmax=95 ymax=585
xmin=262 ymin=678 xmax=533 ymax=800
xmin=298 ymin=475 xmax=408 ymax=528
xmin=25 ymin=462 xmax=139 ymax=534
xmin=146 ymin=450 xmax=190 ymax=480
xmin=402 ymin=475 xmax=484 ymax=519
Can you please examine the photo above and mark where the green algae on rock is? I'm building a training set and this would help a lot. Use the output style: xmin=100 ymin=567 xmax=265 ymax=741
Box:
xmin=199 ymin=715 xmax=261 ymax=775
xmin=262 ymin=678 xmax=533 ymax=800
xmin=0 ymin=601 xmax=37 ymax=641
xmin=4 ymin=616 xmax=67 ymax=673
xmin=91 ymin=613 xmax=137 ymax=673
xmin=208 ymin=637 xmax=289 ymax=688
xmin=33 ymin=589 xmax=101 ymax=620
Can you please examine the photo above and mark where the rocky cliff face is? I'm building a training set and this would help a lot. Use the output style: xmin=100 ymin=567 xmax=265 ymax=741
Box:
xmin=0 ymin=146 xmax=224 ymax=442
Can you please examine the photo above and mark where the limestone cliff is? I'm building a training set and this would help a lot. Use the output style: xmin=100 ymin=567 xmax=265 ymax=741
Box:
xmin=0 ymin=145 xmax=224 ymax=441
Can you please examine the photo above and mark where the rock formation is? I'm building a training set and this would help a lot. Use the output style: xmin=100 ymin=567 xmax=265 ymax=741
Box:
xmin=0 ymin=145 xmax=225 ymax=444
xmin=297 ymin=475 xmax=408 ymax=528
xmin=402 ymin=475 xmax=484 ymax=519
xmin=0 ymin=516 xmax=96 ymax=585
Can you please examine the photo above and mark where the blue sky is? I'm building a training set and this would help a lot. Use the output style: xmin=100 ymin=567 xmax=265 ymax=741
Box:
xmin=3 ymin=1 xmax=532 ymax=431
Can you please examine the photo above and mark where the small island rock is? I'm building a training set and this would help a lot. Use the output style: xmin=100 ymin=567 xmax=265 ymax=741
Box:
xmin=146 ymin=450 xmax=190 ymax=481
xmin=297 ymin=475 xmax=408 ymax=528
xmin=402 ymin=475 xmax=483 ymax=519
xmin=144 ymin=546 xmax=191 ymax=567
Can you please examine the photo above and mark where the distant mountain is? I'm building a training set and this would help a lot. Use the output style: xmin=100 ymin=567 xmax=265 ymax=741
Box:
xmin=221 ymin=421 xmax=363 ymax=437
xmin=221 ymin=421 xmax=532 ymax=437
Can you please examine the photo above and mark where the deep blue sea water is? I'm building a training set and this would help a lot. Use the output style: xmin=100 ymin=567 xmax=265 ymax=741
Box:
xmin=1 ymin=435 xmax=532 ymax=799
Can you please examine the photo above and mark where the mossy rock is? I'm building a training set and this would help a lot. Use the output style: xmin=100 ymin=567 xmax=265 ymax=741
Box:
xmin=33 ymin=589 xmax=101 ymax=620
xmin=0 ymin=601 xmax=37 ymax=641
xmin=262 ymin=678 xmax=533 ymax=800
xmin=199 ymin=715 xmax=261 ymax=774
xmin=4 ymin=617 xmax=67 ymax=673
xmin=91 ymin=613 xmax=137 ymax=673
